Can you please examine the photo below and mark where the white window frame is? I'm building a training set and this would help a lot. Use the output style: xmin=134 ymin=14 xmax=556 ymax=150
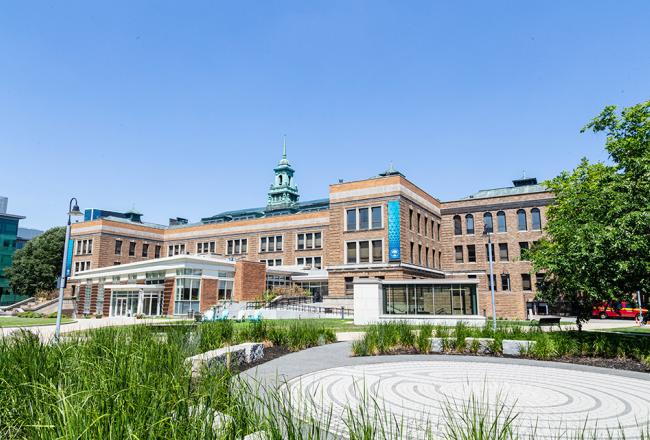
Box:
xmin=259 ymin=235 xmax=283 ymax=253
xmin=344 ymin=205 xmax=384 ymax=231
xmin=226 ymin=238 xmax=248 ymax=255
xmin=295 ymin=231 xmax=323 ymax=250
xmin=295 ymin=256 xmax=322 ymax=269
xmin=344 ymin=239 xmax=384 ymax=265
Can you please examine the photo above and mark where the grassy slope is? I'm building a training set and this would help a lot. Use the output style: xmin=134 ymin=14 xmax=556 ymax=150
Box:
xmin=0 ymin=317 xmax=74 ymax=328
xmin=598 ymin=326 xmax=650 ymax=334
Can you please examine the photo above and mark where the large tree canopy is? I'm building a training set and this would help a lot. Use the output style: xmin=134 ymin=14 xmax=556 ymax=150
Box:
xmin=4 ymin=227 xmax=65 ymax=298
xmin=530 ymin=101 xmax=650 ymax=327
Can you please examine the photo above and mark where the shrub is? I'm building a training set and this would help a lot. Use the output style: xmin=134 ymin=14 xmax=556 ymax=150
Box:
xmin=16 ymin=311 xmax=43 ymax=318
xmin=396 ymin=321 xmax=415 ymax=349
xmin=416 ymin=324 xmax=433 ymax=353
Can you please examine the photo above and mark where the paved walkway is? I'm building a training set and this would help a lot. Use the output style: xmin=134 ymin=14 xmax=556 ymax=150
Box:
xmin=0 ymin=316 xmax=182 ymax=341
xmin=244 ymin=342 xmax=650 ymax=439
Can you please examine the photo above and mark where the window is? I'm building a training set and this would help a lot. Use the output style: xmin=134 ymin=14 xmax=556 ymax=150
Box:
xmin=425 ymin=246 xmax=430 ymax=267
xmin=501 ymin=273 xmax=511 ymax=291
xmin=438 ymin=251 xmax=441 ymax=269
xmin=83 ymin=284 xmax=91 ymax=314
xmin=453 ymin=215 xmax=462 ymax=235
xmin=127 ymin=273 xmax=137 ymax=282
xmin=142 ymin=243 xmax=149 ymax=257
xmin=535 ymin=273 xmax=545 ymax=290
xmin=260 ymin=235 xmax=283 ymax=253
xmin=424 ymin=216 xmax=428 ymax=236
xmin=499 ymin=243 xmax=509 ymax=261
xmin=174 ymin=277 xmax=201 ymax=314
xmin=519 ymin=242 xmax=529 ymax=260
xmin=437 ymin=223 xmax=441 ymax=241
xmin=531 ymin=208 xmax=542 ymax=230
xmin=218 ymin=280 xmax=234 ymax=301
xmin=346 ymin=209 xmax=356 ymax=231
xmin=296 ymin=232 xmax=322 ymax=250
xmin=418 ymin=244 xmax=423 ymax=264
xmin=226 ymin=239 xmax=247 ymax=255
xmin=487 ymin=274 xmax=497 ymax=290
xmin=454 ymin=245 xmax=464 ymax=263
xmin=76 ymin=239 xmax=93 ymax=255
xmin=129 ymin=242 xmax=136 ymax=257
xmin=145 ymin=271 xmax=165 ymax=285
xmin=347 ymin=206 xmax=383 ymax=231
xmin=517 ymin=209 xmax=527 ymax=231
xmin=467 ymin=245 xmax=476 ymax=263
xmin=115 ymin=240 xmax=122 ymax=255
xmin=430 ymin=219 xmax=435 ymax=239
xmin=296 ymin=256 xmax=322 ymax=269
xmin=409 ymin=208 xmax=414 ymax=230
xmin=359 ymin=208 xmax=369 ymax=230
xmin=417 ymin=213 xmax=421 ymax=234
xmin=155 ymin=245 xmax=161 ymax=258
xmin=465 ymin=214 xmax=474 ymax=234
xmin=410 ymin=242 xmax=414 ymax=263
xmin=197 ymin=241 xmax=216 ymax=254
xmin=497 ymin=211 xmax=507 ymax=232
xmin=485 ymin=243 xmax=495 ymax=261
xmin=75 ymin=261 xmax=91 ymax=273
xmin=97 ymin=282 xmax=105 ymax=314
xmin=346 ymin=240 xmax=383 ymax=264
xmin=345 ymin=277 xmax=354 ymax=295
xmin=261 ymin=258 xmax=282 ymax=267
xmin=483 ymin=212 xmax=493 ymax=233
xmin=169 ymin=243 xmax=186 ymax=256
xmin=521 ymin=274 xmax=532 ymax=291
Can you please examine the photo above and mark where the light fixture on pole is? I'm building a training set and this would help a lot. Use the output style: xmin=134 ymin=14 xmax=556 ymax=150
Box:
xmin=484 ymin=224 xmax=497 ymax=331
xmin=54 ymin=198 xmax=82 ymax=340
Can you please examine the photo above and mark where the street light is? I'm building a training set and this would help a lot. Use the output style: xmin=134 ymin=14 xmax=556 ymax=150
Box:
xmin=54 ymin=198 xmax=83 ymax=340
xmin=484 ymin=224 xmax=497 ymax=331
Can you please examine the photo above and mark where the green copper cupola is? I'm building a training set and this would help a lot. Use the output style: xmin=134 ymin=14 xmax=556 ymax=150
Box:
xmin=267 ymin=136 xmax=300 ymax=211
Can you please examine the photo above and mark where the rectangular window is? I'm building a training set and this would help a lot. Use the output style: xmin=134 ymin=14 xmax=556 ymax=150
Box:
xmin=454 ymin=245 xmax=464 ymax=263
xmin=155 ymin=245 xmax=161 ymax=258
xmin=276 ymin=236 xmax=283 ymax=251
xmin=485 ymin=243 xmax=495 ymax=261
xmin=521 ymin=274 xmax=532 ymax=291
xmin=501 ymin=273 xmax=511 ymax=291
xmin=345 ymin=277 xmax=354 ymax=295
xmin=296 ymin=256 xmax=321 ymax=269
xmin=129 ymin=242 xmax=136 ymax=257
xmin=372 ymin=240 xmax=382 ymax=262
xmin=417 ymin=213 xmax=421 ymax=234
xmin=499 ymin=243 xmax=509 ymax=261
xmin=418 ymin=244 xmax=422 ymax=264
xmin=226 ymin=239 xmax=247 ymax=255
xmin=115 ymin=240 xmax=122 ymax=255
xmin=535 ymin=273 xmax=545 ymax=290
xmin=296 ymin=232 xmax=321 ymax=250
xmin=487 ymin=274 xmax=497 ymax=290
xmin=260 ymin=237 xmax=267 ymax=252
xmin=142 ymin=243 xmax=149 ymax=257
xmin=519 ymin=242 xmax=529 ymax=260
xmin=359 ymin=241 xmax=369 ymax=263
xmin=425 ymin=246 xmax=430 ymax=267
xmin=174 ymin=277 xmax=201 ymax=314
xmin=346 ymin=242 xmax=357 ymax=264
xmin=218 ymin=280 xmax=234 ymax=301
xmin=410 ymin=242 xmax=414 ymax=263
xmin=467 ymin=245 xmax=476 ymax=263
xmin=371 ymin=206 xmax=382 ymax=229
xmin=83 ymin=284 xmax=91 ymax=314
xmin=346 ymin=209 xmax=356 ymax=231
xmin=409 ymin=208 xmax=414 ymax=230
xmin=358 ymin=207 xmax=369 ymax=230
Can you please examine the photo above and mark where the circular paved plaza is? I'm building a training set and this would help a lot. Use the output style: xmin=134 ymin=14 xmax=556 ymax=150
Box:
xmin=285 ymin=360 xmax=650 ymax=439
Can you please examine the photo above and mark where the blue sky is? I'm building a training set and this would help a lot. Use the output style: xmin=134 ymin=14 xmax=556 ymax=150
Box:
xmin=1 ymin=1 xmax=648 ymax=230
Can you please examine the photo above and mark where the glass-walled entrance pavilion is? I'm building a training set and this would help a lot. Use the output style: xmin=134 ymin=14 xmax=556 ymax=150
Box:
xmin=109 ymin=287 xmax=164 ymax=317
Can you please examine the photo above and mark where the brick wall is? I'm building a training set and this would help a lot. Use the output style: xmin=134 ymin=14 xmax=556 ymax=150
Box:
xmin=233 ymin=260 xmax=266 ymax=301
xmin=200 ymin=278 xmax=218 ymax=312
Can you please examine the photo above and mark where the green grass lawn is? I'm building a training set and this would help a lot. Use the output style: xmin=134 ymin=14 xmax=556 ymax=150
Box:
xmin=597 ymin=326 xmax=650 ymax=334
xmin=0 ymin=317 xmax=74 ymax=328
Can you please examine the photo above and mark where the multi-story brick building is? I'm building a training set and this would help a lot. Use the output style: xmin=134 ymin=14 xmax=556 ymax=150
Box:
xmin=68 ymin=147 xmax=552 ymax=319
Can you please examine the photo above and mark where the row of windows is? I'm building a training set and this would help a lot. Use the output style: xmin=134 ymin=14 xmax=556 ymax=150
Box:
xmin=75 ymin=260 xmax=91 ymax=273
xmin=260 ymin=235 xmax=283 ymax=252
xmin=297 ymin=232 xmax=321 ymax=250
xmin=454 ymin=242 xmax=535 ymax=263
xmin=409 ymin=242 xmax=442 ymax=269
xmin=346 ymin=240 xmax=383 ymax=264
xmin=486 ymin=273 xmax=544 ymax=292
xmin=115 ymin=240 xmax=161 ymax=258
xmin=408 ymin=208 xmax=441 ymax=240
xmin=197 ymin=241 xmax=216 ymax=254
xmin=297 ymin=256 xmax=322 ymax=269
xmin=346 ymin=206 xmax=383 ymax=231
xmin=260 ymin=258 xmax=283 ymax=267
xmin=76 ymin=239 xmax=93 ymax=255
xmin=453 ymin=208 xmax=542 ymax=235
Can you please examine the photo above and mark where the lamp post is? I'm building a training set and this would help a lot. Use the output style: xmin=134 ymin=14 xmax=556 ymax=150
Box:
xmin=484 ymin=224 xmax=497 ymax=331
xmin=54 ymin=198 xmax=82 ymax=340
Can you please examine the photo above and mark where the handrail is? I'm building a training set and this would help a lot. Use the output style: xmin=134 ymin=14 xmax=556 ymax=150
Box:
xmin=0 ymin=296 xmax=35 ymax=311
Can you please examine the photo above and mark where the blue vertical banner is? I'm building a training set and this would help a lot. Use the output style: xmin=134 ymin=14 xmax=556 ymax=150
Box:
xmin=65 ymin=239 xmax=74 ymax=278
xmin=387 ymin=200 xmax=401 ymax=261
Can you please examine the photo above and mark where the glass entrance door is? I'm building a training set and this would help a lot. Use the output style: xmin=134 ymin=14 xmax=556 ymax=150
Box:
xmin=110 ymin=291 xmax=139 ymax=317
xmin=114 ymin=298 xmax=127 ymax=316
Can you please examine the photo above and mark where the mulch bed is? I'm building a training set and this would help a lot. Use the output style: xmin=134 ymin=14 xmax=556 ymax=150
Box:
xmin=356 ymin=349 xmax=650 ymax=373
xmin=238 ymin=345 xmax=292 ymax=372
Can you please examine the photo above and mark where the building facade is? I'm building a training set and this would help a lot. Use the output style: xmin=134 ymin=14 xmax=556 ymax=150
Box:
xmin=0 ymin=197 xmax=26 ymax=305
xmin=68 ymin=149 xmax=552 ymax=319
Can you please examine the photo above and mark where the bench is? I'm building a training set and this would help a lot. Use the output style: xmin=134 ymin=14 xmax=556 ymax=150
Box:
xmin=535 ymin=316 xmax=562 ymax=330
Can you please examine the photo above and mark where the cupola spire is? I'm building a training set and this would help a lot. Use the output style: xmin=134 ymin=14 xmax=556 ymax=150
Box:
xmin=267 ymin=135 xmax=299 ymax=211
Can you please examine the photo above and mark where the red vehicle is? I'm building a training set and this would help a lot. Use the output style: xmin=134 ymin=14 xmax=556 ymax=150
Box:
xmin=592 ymin=300 xmax=648 ymax=319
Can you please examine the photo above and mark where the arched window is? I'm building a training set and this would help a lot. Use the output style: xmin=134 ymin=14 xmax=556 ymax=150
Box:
xmin=497 ymin=211 xmax=507 ymax=233
xmin=531 ymin=208 xmax=542 ymax=230
xmin=453 ymin=215 xmax=462 ymax=235
xmin=517 ymin=209 xmax=527 ymax=231
xmin=483 ymin=212 xmax=493 ymax=233
xmin=465 ymin=214 xmax=474 ymax=234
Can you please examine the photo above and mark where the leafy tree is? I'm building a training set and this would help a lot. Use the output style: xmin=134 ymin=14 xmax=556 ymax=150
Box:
xmin=530 ymin=101 xmax=650 ymax=329
xmin=4 ymin=227 xmax=65 ymax=298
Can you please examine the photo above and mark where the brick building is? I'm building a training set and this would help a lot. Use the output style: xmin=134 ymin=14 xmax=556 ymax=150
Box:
xmin=68 ymin=147 xmax=552 ymax=319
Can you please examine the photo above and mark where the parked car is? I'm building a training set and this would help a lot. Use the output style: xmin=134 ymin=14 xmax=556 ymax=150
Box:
xmin=592 ymin=300 xmax=648 ymax=319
